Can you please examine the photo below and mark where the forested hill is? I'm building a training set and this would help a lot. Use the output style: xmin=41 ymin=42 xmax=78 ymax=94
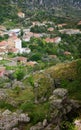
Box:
xmin=1 ymin=0 xmax=81 ymax=8
xmin=1 ymin=0 xmax=81 ymax=25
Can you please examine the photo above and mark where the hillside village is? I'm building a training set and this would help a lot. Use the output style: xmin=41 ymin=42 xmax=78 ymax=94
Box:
xmin=0 ymin=17 xmax=81 ymax=78
xmin=1 ymin=8 xmax=81 ymax=130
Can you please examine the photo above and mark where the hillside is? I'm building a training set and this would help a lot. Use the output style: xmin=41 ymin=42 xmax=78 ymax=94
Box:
xmin=0 ymin=59 xmax=81 ymax=130
xmin=1 ymin=0 xmax=81 ymax=26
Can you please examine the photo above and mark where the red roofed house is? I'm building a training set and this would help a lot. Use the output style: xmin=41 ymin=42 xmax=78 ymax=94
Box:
xmin=0 ymin=41 xmax=8 ymax=49
xmin=64 ymin=51 xmax=71 ymax=55
xmin=45 ymin=37 xmax=61 ymax=44
xmin=48 ymin=27 xmax=54 ymax=31
xmin=8 ymin=48 xmax=19 ymax=54
xmin=0 ymin=67 xmax=5 ymax=77
xmin=16 ymin=56 xmax=27 ymax=63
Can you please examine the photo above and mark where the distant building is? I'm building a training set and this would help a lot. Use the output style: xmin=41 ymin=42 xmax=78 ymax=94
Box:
xmin=15 ymin=56 xmax=27 ymax=63
xmin=19 ymin=48 xmax=31 ymax=54
xmin=14 ymin=38 xmax=22 ymax=50
xmin=26 ymin=61 xmax=37 ymax=67
xmin=0 ymin=41 xmax=8 ymax=49
xmin=45 ymin=37 xmax=61 ymax=44
xmin=0 ymin=67 xmax=5 ymax=77
xmin=8 ymin=29 xmax=21 ymax=36
xmin=59 ymin=29 xmax=81 ymax=35
xmin=48 ymin=27 xmax=54 ymax=31
xmin=17 ymin=12 xmax=25 ymax=18
xmin=8 ymin=48 xmax=19 ymax=54
xmin=64 ymin=51 xmax=71 ymax=55
xmin=57 ymin=23 xmax=67 ymax=28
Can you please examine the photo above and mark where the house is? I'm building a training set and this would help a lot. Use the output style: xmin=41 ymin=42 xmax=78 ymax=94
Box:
xmin=23 ymin=36 xmax=31 ymax=42
xmin=8 ymin=29 xmax=21 ymax=36
xmin=64 ymin=51 xmax=71 ymax=55
xmin=57 ymin=23 xmax=67 ymax=28
xmin=8 ymin=48 xmax=19 ymax=54
xmin=19 ymin=48 xmax=31 ymax=54
xmin=23 ymin=32 xmax=33 ymax=42
xmin=33 ymin=33 xmax=43 ymax=38
xmin=0 ymin=26 xmax=6 ymax=31
xmin=15 ymin=56 xmax=27 ymax=63
xmin=0 ymin=67 xmax=5 ymax=77
xmin=32 ymin=21 xmax=41 ymax=26
xmin=14 ymin=38 xmax=22 ymax=50
xmin=26 ymin=61 xmax=37 ymax=67
xmin=0 ymin=41 xmax=8 ymax=49
xmin=49 ymin=55 xmax=57 ymax=59
xmin=0 ymin=48 xmax=8 ymax=55
xmin=59 ymin=29 xmax=81 ymax=35
xmin=48 ymin=27 xmax=54 ymax=31
xmin=77 ymin=21 xmax=81 ymax=25
xmin=17 ymin=12 xmax=25 ymax=18
xmin=8 ymin=36 xmax=22 ymax=50
xmin=45 ymin=37 xmax=61 ymax=44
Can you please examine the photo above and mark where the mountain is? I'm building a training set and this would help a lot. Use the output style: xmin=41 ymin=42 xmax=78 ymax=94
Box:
xmin=9 ymin=0 xmax=81 ymax=8
xmin=1 ymin=0 xmax=81 ymax=9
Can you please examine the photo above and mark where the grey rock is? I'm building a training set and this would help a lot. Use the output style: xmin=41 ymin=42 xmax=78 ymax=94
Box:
xmin=2 ymin=109 xmax=11 ymax=116
xmin=0 ymin=89 xmax=8 ymax=100
xmin=43 ymin=119 xmax=47 ymax=127
xmin=53 ymin=88 xmax=68 ymax=98
xmin=12 ymin=128 xmax=19 ymax=130
xmin=18 ymin=113 xmax=30 ymax=122
xmin=30 ymin=122 xmax=44 ymax=130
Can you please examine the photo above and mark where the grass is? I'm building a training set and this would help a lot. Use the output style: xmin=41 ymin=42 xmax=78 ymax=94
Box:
xmin=0 ymin=101 xmax=15 ymax=111
xmin=20 ymin=101 xmax=50 ymax=124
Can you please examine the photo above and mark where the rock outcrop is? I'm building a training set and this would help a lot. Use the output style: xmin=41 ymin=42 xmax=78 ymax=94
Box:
xmin=30 ymin=88 xmax=80 ymax=130
xmin=0 ymin=110 xmax=30 ymax=130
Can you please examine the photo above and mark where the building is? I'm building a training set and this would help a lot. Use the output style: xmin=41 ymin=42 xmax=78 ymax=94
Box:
xmin=45 ymin=37 xmax=61 ymax=44
xmin=26 ymin=61 xmax=37 ymax=67
xmin=57 ymin=23 xmax=67 ymax=28
xmin=14 ymin=38 xmax=22 ymax=50
xmin=0 ymin=67 xmax=5 ymax=77
xmin=0 ymin=41 xmax=8 ymax=49
xmin=64 ymin=51 xmax=71 ymax=55
xmin=48 ymin=27 xmax=54 ymax=31
xmin=17 ymin=12 xmax=25 ymax=18
xmin=8 ymin=48 xmax=19 ymax=54
xmin=19 ymin=48 xmax=31 ymax=54
xmin=8 ymin=29 xmax=21 ymax=36
xmin=15 ymin=56 xmax=27 ymax=63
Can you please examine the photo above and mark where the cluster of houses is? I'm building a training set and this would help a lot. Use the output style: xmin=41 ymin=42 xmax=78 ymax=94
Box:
xmin=0 ymin=19 xmax=77 ymax=77
xmin=0 ymin=28 xmax=31 ymax=57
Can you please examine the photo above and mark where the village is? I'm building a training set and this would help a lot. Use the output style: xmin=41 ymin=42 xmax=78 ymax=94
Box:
xmin=0 ymin=12 xmax=81 ymax=79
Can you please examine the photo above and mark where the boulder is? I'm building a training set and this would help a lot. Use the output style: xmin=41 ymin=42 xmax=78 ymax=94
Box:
xmin=53 ymin=88 xmax=68 ymax=98
xmin=0 ymin=89 xmax=8 ymax=100
xmin=18 ymin=113 xmax=30 ymax=122
xmin=43 ymin=119 xmax=47 ymax=127
xmin=2 ymin=109 xmax=11 ymax=116
xmin=30 ymin=122 xmax=44 ymax=130
xmin=12 ymin=128 xmax=19 ymax=130
xmin=0 ymin=110 xmax=30 ymax=130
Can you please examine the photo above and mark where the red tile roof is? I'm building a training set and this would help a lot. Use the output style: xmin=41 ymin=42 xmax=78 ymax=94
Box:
xmin=0 ymin=41 xmax=7 ymax=47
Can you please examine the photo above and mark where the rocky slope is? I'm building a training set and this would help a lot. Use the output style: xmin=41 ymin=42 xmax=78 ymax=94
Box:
xmin=0 ymin=59 xmax=81 ymax=130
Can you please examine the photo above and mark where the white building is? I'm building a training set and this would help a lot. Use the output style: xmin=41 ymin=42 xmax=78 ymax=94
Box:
xmin=14 ymin=38 xmax=22 ymax=50
xmin=19 ymin=48 xmax=31 ymax=54
xmin=9 ymin=29 xmax=21 ymax=36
